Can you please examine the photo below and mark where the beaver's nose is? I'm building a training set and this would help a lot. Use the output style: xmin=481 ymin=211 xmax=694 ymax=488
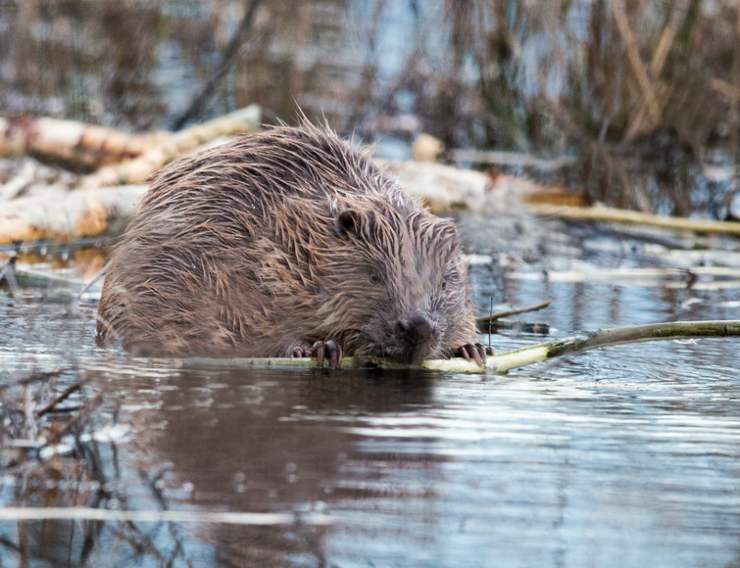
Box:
xmin=396 ymin=314 xmax=434 ymax=344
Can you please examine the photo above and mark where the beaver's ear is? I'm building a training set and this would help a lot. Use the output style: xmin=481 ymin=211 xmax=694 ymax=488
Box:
xmin=335 ymin=209 xmax=361 ymax=236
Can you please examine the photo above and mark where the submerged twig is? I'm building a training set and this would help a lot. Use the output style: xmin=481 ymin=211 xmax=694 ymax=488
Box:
xmin=184 ymin=320 xmax=740 ymax=374
xmin=35 ymin=381 xmax=85 ymax=418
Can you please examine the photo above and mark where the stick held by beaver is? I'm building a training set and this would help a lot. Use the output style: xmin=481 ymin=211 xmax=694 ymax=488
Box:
xmin=97 ymin=122 xmax=489 ymax=367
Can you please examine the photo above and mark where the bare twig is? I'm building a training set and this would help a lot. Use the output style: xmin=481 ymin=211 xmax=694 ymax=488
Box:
xmin=46 ymin=392 xmax=104 ymax=444
xmin=624 ymin=2 xmax=685 ymax=140
xmin=476 ymin=300 xmax=552 ymax=328
xmin=489 ymin=319 xmax=740 ymax=374
xmin=531 ymin=203 xmax=740 ymax=236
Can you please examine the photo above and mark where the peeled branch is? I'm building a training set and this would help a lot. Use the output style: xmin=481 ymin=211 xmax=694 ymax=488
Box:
xmin=531 ymin=203 xmax=740 ymax=237
xmin=79 ymin=105 xmax=261 ymax=189
xmin=183 ymin=320 xmax=740 ymax=374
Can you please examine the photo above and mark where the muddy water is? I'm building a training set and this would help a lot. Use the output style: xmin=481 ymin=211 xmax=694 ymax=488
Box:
xmin=1 ymin=218 xmax=740 ymax=567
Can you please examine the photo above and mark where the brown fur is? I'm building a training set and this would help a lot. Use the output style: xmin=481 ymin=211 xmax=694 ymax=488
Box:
xmin=97 ymin=123 xmax=480 ymax=362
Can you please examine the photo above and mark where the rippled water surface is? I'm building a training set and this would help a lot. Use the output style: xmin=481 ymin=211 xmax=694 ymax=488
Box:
xmin=2 ymin=217 xmax=739 ymax=567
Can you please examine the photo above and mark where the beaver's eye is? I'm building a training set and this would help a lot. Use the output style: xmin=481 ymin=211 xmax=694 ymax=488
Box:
xmin=369 ymin=270 xmax=382 ymax=284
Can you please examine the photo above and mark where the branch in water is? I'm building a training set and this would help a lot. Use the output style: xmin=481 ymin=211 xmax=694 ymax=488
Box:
xmin=531 ymin=203 xmax=740 ymax=236
xmin=183 ymin=320 xmax=740 ymax=374
xmin=476 ymin=299 xmax=552 ymax=329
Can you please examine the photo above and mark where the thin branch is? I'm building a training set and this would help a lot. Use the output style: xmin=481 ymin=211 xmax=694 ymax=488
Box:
xmin=486 ymin=320 xmax=740 ymax=374
xmin=531 ymin=203 xmax=740 ymax=236
xmin=476 ymin=300 xmax=552 ymax=328
xmin=183 ymin=320 xmax=740 ymax=374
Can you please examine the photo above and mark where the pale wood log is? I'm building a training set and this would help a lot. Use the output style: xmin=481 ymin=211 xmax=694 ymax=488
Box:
xmin=378 ymin=160 xmax=491 ymax=213
xmin=79 ymin=105 xmax=261 ymax=189
xmin=0 ymin=185 xmax=148 ymax=244
xmin=0 ymin=116 xmax=167 ymax=167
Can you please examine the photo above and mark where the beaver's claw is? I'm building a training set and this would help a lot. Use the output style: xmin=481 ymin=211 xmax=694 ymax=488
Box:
xmin=456 ymin=343 xmax=493 ymax=366
xmin=292 ymin=340 xmax=343 ymax=369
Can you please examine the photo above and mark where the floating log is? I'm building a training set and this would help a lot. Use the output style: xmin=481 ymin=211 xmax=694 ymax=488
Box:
xmin=0 ymin=185 xmax=148 ymax=244
xmin=531 ymin=203 xmax=740 ymax=236
xmin=79 ymin=105 xmax=261 ymax=189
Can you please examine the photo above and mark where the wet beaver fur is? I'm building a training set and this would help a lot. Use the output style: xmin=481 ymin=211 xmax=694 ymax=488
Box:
xmin=97 ymin=123 xmax=489 ymax=366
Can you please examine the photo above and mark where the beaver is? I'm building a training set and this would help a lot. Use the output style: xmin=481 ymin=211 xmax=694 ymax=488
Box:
xmin=96 ymin=122 xmax=489 ymax=367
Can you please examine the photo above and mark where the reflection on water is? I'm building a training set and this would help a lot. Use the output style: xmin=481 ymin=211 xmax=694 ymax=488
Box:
xmin=1 ymin=232 xmax=739 ymax=566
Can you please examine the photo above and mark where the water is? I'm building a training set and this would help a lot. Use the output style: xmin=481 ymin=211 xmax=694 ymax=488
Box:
xmin=2 ymin=216 xmax=740 ymax=567
xmin=1 ymin=0 xmax=739 ymax=564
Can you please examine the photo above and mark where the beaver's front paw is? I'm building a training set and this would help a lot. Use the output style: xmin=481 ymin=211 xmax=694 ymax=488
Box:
xmin=291 ymin=340 xmax=343 ymax=369
xmin=455 ymin=343 xmax=493 ymax=366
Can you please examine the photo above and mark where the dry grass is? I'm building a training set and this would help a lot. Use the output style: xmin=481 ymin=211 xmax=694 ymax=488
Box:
xmin=1 ymin=0 xmax=737 ymax=212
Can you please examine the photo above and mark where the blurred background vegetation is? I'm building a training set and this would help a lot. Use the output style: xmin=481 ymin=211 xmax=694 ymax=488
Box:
xmin=1 ymin=0 xmax=738 ymax=215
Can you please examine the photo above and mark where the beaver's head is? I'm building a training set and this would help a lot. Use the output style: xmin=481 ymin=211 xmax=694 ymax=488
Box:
xmin=313 ymin=197 xmax=475 ymax=364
